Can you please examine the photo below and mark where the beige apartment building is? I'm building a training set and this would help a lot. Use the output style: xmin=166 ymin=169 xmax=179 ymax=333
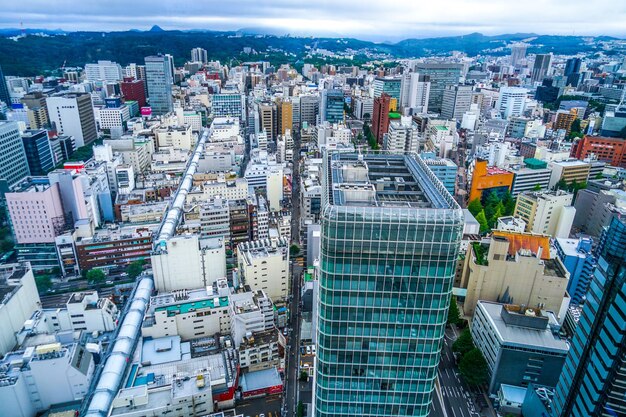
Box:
xmin=460 ymin=235 xmax=570 ymax=317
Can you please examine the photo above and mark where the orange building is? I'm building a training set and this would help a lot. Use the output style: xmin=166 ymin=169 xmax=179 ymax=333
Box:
xmin=469 ymin=159 xmax=514 ymax=203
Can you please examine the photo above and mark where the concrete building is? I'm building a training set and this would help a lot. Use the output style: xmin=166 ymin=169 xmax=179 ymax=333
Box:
xmin=472 ymin=301 xmax=568 ymax=394
xmin=238 ymin=328 xmax=283 ymax=372
xmin=373 ymin=76 xmax=402 ymax=101
xmin=321 ymin=89 xmax=344 ymax=124
xmin=461 ymin=234 xmax=569 ymax=317
xmin=142 ymin=285 xmax=231 ymax=341
xmin=237 ymin=238 xmax=289 ymax=301
xmin=547 ymin=159 xmax=590 ymax=189
xmin=441 ymin=84 xmax=473 ymax=121
xmin=299 ymin=95 xmax=319 ymax=126
xmin=152 ymin=235 xmax=227 ymax=291
xmin=497 ymin=87 xmax=527 ymax=118
xmin=145 ymin=55 xmax=174 ymax=115
xmin=383 ymin=116 xmax=421 ymax=154
xmin=20 ymin=92 xmax=49 ymax=129
xmin=0 ymin=121 xmax=30 ymax=187
xmin=573 ymin=189 xmax=623 ymax=237
xmin=46 ymin=290 xmax=119 ymax=332
xmin=199 ymin=198 xmax=231 ymax=241
xmin=571 ymin=135 xmax=626 ymax=168
xmin=404 ymin=72 xmax=431 ymax=113
xmin=191 ymin=47 xmax=208 ymax=64
xmin=0 ymin=264 xmax=40 ymax=357
xmin=84 ymin=60 xmax=124 ymax=83
xmin=6 ymin=181 xmax=67 ymax=244
xmin=229 ymin=290 xmax=275 ymax=347
xmin=371 ymin=93 xmax=391 ymax=144
xmin=155 ymin=125 xmax=195 ymax=150
xmin=509 ymin=160 xmax=551 ymax=196
xmin=0 ymin=342 xmax=95 ymax=416
xmin=554 ymin=237 xmax=595 ymax=305
xmin=514 ymin=190 xmax=575 ymax=238
xmin=120 ymin=77 xmax=147 ymax=108
xmin=531 ymin=54 xmax=552 ymax=83
xmin=46 ymin=93 xmax=98 ymax=147
xmin=353 ymin=96 xmax=373 ymax=120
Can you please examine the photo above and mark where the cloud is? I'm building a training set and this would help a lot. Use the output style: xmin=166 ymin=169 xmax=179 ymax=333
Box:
xmin=1 ymin=0 xmax=625 ymax=40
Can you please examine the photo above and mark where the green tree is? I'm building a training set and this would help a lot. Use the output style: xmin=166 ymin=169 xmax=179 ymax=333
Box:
xmin=447 ymin=296 xmax=462 ymax=326
xmin=555 ymin=178 xmax=567 ymax=191
xmin=533 ymin=183 xmax=542 ymax=191
xmin=299 ymin=370 xmax=309 ymax=382
xmin=467 ymin=199 xmax=483 ymax=217
xmin=297 ymin=401 xmax=305 ymax=417
xmin=35 ymin=275 xmax=53 ymax=292
xmin=290 ymin=244 xmax=301 ymax=257
xmin=363 ymin=113 xmax=371 ymax=120
xmin=489 ymin=201 xmax=505 ymax=229
xmin=459 ymin=348 xmax=489 ymax=387
xmin=127 ymin=260 xmax=144 ymax=279
xmin=475 ymin=210 xmax=490 ymax=234
xmin=501 ymin=191 xmax=516 ymax=216
xmin=570 ymin=118 xmax=581 ymax=134
xmin=452 ymin=328 xmax=474 ymax=357
xmin=86 ymin=269 xmax=106 ymax=284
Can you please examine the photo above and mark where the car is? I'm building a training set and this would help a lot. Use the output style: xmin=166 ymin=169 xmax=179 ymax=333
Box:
xmin=120 ymin=272 xmax=129 ymax=277
xmin=260 ymin=414 xmax=265 ymax=417
xmin=306 ymin=346 xmax=312 ymax=355
xmin=106 ymin=280 xmax=113 ymax=285
xmin=311 ymin=345 xmax=316 ymax=355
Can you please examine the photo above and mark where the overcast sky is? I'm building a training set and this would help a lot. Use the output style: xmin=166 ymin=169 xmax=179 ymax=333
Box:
xmin=2 ymin=0 xmax=625 ymax=41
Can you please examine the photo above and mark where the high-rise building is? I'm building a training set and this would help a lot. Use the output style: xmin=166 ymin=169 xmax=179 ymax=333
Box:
xmin=383 ymin=116 xmax=421 ymax=154
xmin=0 ymin=121 xmax=30 ymax=187
xmin=84 ymin=60 xmax=123 ymax=83
xmin=259 ymin=102 xmax=277 ymax=141
xmin=405 ymin=73 xmax=431 ymax=113
xmin=372 ymin=93 xmax=391 ymax=145
xmin=553 ymin=215 xmax=626 ymax=417
xmin=21 ymin=129 xmax=54 ymax=176
xmin=277 ymin=98 xmax=293 ymax=135
xmin=299 ymin=95 xmax=320 ymax=126
xmin=20 ymin=92 xmax=50 ymax=129
xmin=46 ymin=92 xmax=98 ymax=147
xmin=0 ymin=64 xmax=12 ymax=107
xmin=531 ymin=54 xmax=552 ymax=83
xmin=496 ymin=87 xmax=527 ymax=118
xmin=509 ymin=43 xmax=528 ymax=67
xmin=213 ymin=93 xmax=244 ymax=121
xmin=165 ymin=54 xmax=175 ymax=82
xmin=414 ymin=63 xmax=464 ymax=114
xmin=372 ymin=77 xmax=402 ymax=102
xmin=145 ymin=55 xmax=174 ymax=115
xmin=321 ymin=89 xmax=344 ymax=124
xmin=120 ymin=77 xmax=147 ymax=108
xmin=314 ymin=153 xmax=463 ymax=417
xmin=564 ymin=57 xmax=582 ymax=87
xmin=555 ymin=237 xmax=596 ymax=305
xmin=191 ymin=47 xmax=208 ymax=64
xmin=441 ymin=84 xmax=473 ymax=121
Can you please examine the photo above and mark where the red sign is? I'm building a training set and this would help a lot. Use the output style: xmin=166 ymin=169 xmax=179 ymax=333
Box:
xmin=140 ymin=107 xmax=152 ymax=116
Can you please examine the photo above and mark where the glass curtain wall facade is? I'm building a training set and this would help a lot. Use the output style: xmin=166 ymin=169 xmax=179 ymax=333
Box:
xmin=315 ymin=152 xmax=463 ymax=417
xmin=553 ymin=215 xmax=626 ymax=417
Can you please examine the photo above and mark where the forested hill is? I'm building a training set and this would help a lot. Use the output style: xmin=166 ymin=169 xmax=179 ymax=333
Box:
xmin=0 ymin=29 xmax=620 ymax=76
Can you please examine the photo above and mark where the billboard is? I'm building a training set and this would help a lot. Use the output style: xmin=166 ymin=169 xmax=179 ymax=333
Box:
xmin=140 ymin=107 xmax=152 ymax=116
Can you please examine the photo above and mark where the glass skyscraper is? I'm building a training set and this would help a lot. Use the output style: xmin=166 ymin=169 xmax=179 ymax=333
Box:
xmin=553 ymin=215 xmax=626 ymax=417
xmin=144 ymin=55 xmax=173 ymax=115
xmin=314 ymin=153 xmax=463 ymax=417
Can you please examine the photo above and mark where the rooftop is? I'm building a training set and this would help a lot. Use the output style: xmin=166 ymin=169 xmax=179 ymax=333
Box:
xmin=240 ymin=367 xmax=282 ymax=392
xmin=478 ymin=301 xmax=569 ymax=354
xmin=327 ymin=153 xmax=455 ymax=209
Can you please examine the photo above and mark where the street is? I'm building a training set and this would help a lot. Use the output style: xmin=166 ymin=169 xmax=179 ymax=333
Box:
xmin=436 ymin=327 xmax=494 ymax=417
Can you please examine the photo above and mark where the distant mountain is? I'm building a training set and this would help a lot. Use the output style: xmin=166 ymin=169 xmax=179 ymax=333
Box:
xmin=0 ymin=29 xmax=622 ymax=76
xmin=0 ymin=27 xmax=67 ymax=36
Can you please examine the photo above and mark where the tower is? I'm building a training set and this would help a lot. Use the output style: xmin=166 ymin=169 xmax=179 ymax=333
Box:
xmin=144 ymin=55 xmax=174 ymax=115
xmin=314 ymin=152 xmax=463 ymax=417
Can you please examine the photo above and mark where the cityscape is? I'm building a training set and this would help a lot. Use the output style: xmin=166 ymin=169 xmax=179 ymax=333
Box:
xmin=0 ymin=3 xmax=626 ymax=417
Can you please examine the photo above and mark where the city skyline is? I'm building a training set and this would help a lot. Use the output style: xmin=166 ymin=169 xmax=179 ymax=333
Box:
xmin=2 ymin=0 xmax=626 ymax=41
